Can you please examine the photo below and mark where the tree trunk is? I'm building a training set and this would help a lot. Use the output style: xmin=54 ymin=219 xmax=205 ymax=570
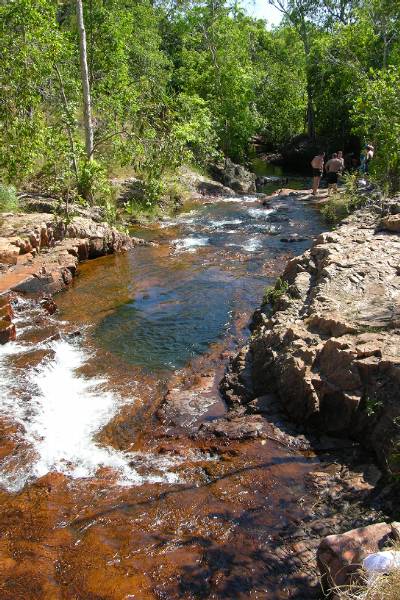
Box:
xmin=54 ymin=64 xmax=79 ymax=186
xmin=76 ymin=0 xmax=94 ymax=160
xmin=306 ymin=79 xmax=315 ymax=139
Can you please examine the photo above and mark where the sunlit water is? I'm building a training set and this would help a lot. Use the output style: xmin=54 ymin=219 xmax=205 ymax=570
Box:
xmin=0 ymin=190 xmax=323 ymax=491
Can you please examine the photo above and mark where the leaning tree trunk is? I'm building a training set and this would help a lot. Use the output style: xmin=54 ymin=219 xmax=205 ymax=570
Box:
xmin=76 ymin=0 xmax=93 ymax=160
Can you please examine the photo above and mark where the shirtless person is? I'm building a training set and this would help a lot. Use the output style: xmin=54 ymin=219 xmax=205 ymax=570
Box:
xmin=325 ymin=153 xmax=343 ymax=196
xmin=311 ymin=152 xmax=325 ymax=196
xmin=337 ymin=150 xmax=345 ymax=172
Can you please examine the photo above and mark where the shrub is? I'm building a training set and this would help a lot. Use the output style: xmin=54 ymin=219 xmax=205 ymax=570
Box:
xmin=0 ymin=184 xmax=19 ymax=213
xmin=321 ymin=173 xmax=368 ymax=224
xmin=78 ymin=159 xmax=112 ymax=206
xmin=262 ymin=277 xmax=289 ymax=308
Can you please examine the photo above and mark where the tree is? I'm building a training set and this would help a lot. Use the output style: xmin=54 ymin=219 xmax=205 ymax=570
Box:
xmin=353 ymin=68 xmax=400 ymax=193
xmin=362 ymin=0 xmax=400 ymax=69
xmin=171 ymin=1 xmax=261 ymax=159
xmin=76 ymin=0 xmax=93 ymax=160
xmin=267 ymin=0 xmax=319 ymax=138
xmin=320 ymin=0 xmax=360 ymax=26
xmin=253 ymin=25 xmax=307 ymax=145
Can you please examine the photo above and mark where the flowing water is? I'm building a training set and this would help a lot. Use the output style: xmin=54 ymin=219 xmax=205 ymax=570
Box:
xmin=0 ymin=190 xmax=327 ymax=599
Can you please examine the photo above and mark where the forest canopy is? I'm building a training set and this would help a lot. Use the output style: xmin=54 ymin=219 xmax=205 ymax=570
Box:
xmin=0 ymin=0 xmax=399 ymax=203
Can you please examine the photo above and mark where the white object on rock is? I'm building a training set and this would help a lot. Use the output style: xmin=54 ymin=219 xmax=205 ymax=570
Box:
xmin=363 ymin=551 xmax=400 ymax=574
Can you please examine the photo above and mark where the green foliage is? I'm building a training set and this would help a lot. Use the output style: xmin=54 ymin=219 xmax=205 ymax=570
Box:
xmin=365 ymin=393 xmax=383 ymax=417
xmin=353 ymin=68 xmax=400 ymax=194
xmin=263 ymin=277 xmax=289 ymax=308
xmin=172 ymin=4 xmax=262 ymax=161
xmin=2 ymin=0 xmax=400 ymax=205
xmin=255 ymin=26 xmax=307 ymax=145
xmin=0 ymin=184 xmax=19 ymax=213
xmin=78 ymin=159 xmax=112 ymax=206
xmin=321 ymin=173 xmax=367 ymax=224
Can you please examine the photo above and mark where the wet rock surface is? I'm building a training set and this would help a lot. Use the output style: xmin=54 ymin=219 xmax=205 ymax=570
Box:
xmin=222 ymin=205 xmax=400 ymax=470
xmin=0 ymin=294 xmax=16 ymax=344
xmin=0 ymin=213 xmax=145 ymax=297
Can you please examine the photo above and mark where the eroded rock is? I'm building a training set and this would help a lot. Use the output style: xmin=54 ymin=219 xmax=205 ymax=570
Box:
xmin=0 ymin=213 xmax=144 ymax=298
xmin=0 ymin=294 xmax=16 ymax=344
xmin=221 ymin=206 xmax=400 ymax=468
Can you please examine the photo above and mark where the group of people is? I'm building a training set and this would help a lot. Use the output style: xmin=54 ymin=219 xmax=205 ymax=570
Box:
xmin=311 ymin=145 xmax=374 ymax=197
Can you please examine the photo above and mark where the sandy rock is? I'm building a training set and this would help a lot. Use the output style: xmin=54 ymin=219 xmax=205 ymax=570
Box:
xmin=0 ymin=213 xmax=143 ymax=299
xmin=317 ymin=522 xmax=393 ymax=595
xmin=0 ymin=238 xmax=20 ymax=264
xmin=221 ymin=207 xmax=400 ymax=467
xmin=381 ymin=213 xmax=400 ymax=232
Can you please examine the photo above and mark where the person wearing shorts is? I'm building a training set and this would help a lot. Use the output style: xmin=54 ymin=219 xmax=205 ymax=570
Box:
xmin=311 ymin=152 xmax=325 ymax=196
xmin=325 ymin=153 xmax=343 ymax=196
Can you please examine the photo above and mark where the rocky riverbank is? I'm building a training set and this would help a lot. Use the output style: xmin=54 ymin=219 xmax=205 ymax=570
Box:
xmin=222 ymin=202 xmax=400 ymax=469
xmin=0 ymin=213 xmax=149 ymax=342
xmin=219 ymin=195 xmax=400 ymax=594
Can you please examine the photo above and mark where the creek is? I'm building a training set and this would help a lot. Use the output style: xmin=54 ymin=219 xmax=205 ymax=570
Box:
xmin=0 ymin=186 xmax=328 ymax=599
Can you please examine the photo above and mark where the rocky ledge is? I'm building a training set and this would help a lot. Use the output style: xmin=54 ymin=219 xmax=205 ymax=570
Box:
xmin=221 ymin=205 xmax=400 ymax=471
xmin=0 ymin=212 xmax=145 ymax=340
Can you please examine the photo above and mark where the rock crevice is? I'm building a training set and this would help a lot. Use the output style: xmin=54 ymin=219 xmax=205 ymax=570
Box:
xmin=221 ymin=207 xmax=400 ymax=469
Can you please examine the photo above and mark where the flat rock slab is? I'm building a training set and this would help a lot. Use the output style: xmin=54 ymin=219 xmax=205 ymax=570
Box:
xmin=0 ymin=213 xmax=139 ymax=297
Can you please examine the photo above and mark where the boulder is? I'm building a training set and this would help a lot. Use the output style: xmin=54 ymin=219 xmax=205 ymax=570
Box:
xmin=280 ymin=134 xmax=328 ymax=170
xmin=317 ymin=522 xmax=393 ymax=596
xmin=210 ymin=159 xmax=256 ymax=194
xmin=381 ymin=213 xmax=400 ymax=232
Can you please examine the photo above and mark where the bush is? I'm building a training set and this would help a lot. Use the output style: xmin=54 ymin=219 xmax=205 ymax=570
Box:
xmin=78 ymin=159 xmax=112 ymax=206
xmin=0 ymin=184 xmax=19 ymax=213
xmin=262 ymin=277 xmax=289 ymax=308
xmin=321 ymin=173 xmax=368 ymax=224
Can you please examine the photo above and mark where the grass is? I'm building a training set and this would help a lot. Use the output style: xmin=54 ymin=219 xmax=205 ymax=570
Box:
xmin=332 ymin=541 xmax=400 ymax=600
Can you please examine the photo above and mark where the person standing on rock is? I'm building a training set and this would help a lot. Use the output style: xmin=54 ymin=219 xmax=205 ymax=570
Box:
xmin=337 ymin=150 xmax=345 ymax=173
xmin=360 ymin=144 xmax=374 ymax=175
xmin=311 ymin=152 xmax=325 ymax=196
xmin=325 ymin=153 xmax=343 ymax=196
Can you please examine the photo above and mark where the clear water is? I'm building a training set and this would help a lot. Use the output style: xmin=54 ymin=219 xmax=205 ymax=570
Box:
xmin=0 ymin=191 xmax=323 ymax=490
xmin=96 ymin=193 xmax=321 ymax=371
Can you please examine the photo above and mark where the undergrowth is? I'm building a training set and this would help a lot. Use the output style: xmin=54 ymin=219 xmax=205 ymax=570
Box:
xmin=321 ymin=173 xmax=370 ymax=224
xmin=0 ymin=184 xmax=19 ymax=213
xmin=263 ymin=277 xmax=289 ymax=308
